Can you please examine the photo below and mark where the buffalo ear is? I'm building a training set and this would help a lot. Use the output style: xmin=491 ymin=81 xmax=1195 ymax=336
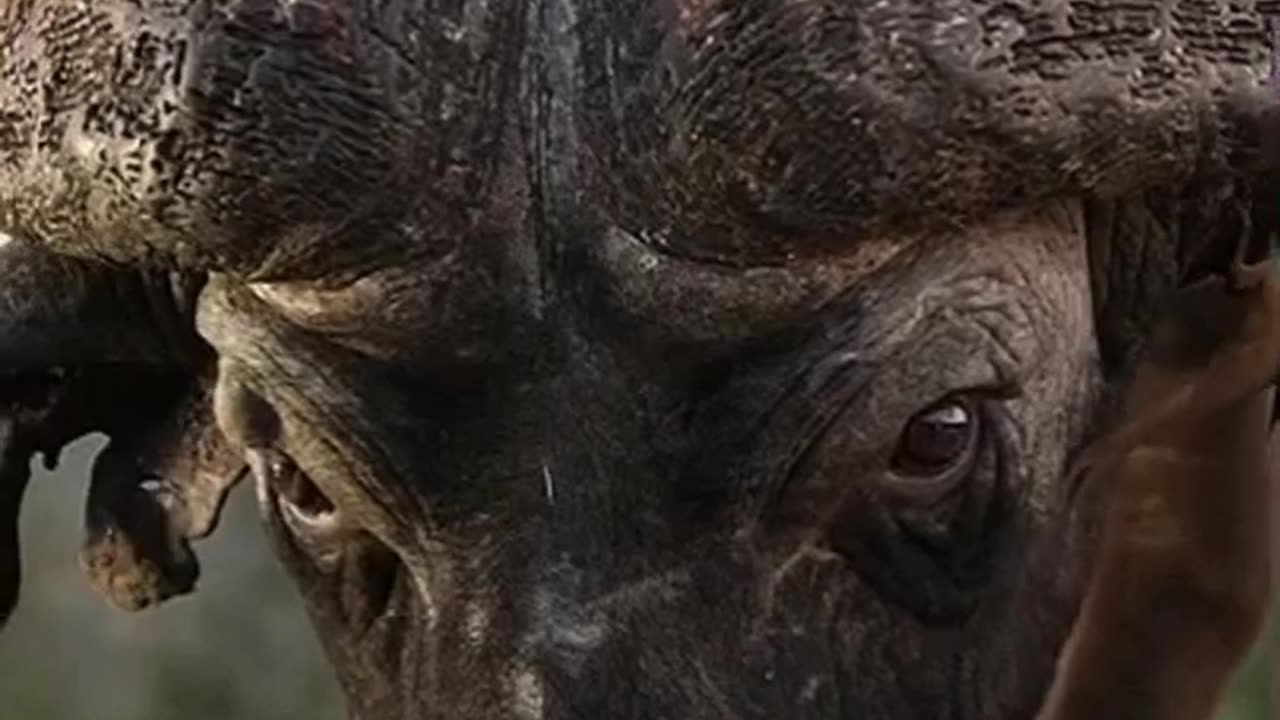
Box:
xmin=0 ymin=418 xmax=32 ymax=630
xmin=79 ymin=376 xmax=246 ymax=612
xmin=0 ymin=369 xmax=110 ymax=634
xmin=1038 ymin=260 xmax=1280 ymax=720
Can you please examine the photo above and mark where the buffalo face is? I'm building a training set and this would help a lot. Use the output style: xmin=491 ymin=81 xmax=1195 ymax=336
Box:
xmin=0 ymin=2 xmax=1275 ymax=719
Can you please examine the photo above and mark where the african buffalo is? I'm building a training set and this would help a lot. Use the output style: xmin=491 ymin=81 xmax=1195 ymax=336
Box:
xmin=0 ymin=1 xmax=1276 ymax=718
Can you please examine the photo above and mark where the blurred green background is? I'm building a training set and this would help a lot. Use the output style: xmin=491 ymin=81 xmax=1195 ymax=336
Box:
xmin=0 ymin=435 xmax=343 ymax=720
xmin=0 ymin=434 xmax=1272 ymax=719
xmin=1218 ymin=603 xmax=1276 ymax=719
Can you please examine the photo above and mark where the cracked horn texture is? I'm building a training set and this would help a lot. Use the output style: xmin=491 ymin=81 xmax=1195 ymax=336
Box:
xmin=0 ymin=1 xmax=1269 ymax=276
xmin=578 ymin=0 xmax=1278 ymax=264
xmin=0 ymin=0 xmax=518 ymax=280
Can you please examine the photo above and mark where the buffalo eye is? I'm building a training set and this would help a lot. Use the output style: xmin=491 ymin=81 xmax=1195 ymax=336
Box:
xmin=888 ymin=396 xmax=979 ymax=490
xmin=824 ymin=392 xmax=1009 ymax=624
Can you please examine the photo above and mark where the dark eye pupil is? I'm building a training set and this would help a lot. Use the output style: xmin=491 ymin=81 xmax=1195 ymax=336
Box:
xmin=892 ymin=399 xmax=975 ymax=474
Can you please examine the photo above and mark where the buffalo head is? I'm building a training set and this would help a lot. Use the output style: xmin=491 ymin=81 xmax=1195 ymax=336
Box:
xmin=0 ymin=1 xmax=1276 ymax=718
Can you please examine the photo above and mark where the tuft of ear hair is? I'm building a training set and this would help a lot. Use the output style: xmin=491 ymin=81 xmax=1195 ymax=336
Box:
xmin=1038 ymin=258 xmax=1280 ymax=720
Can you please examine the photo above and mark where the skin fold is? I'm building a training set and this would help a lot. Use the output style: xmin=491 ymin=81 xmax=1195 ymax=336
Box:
xmin=0 ymin=2 xmax=1275 ymax=719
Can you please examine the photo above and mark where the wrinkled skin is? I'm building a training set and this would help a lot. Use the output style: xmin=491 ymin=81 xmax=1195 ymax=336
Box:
xmin=0 ymin=2 xmax=1276 ymax=719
